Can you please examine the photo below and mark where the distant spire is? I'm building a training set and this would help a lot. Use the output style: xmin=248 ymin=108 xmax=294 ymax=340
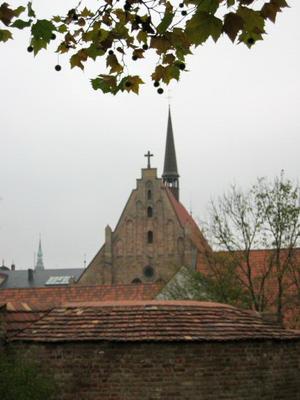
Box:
xmin=35 ymin=237 xmax=45 ymax=270
xmin=162 ymin=107 xmax=180 ymax=200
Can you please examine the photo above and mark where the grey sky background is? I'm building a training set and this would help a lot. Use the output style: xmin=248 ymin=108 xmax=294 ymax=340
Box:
xmin=0 ymin=1 xmax=299 ymax=269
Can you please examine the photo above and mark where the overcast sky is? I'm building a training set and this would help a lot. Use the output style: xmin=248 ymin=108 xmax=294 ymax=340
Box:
xmin=0 ymin=1 xmax=299 ymax=269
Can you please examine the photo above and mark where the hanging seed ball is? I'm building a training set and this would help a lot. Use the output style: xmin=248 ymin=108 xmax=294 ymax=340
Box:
xmin=157 ymin=88 xmax=164 ymax=94
xmin=27 ymin=46 xmax=33 ymax=53
xmin=153 ymin=81 xmax=160 ymax=88
xmin=55 ymin=64 xmax=62 ymax=71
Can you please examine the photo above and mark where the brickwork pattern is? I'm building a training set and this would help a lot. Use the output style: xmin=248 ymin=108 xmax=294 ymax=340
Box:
xmin=79 ymin=169 xmax=202 ymax=285
xmin=14 ymin=340 xmax=300 ymax=400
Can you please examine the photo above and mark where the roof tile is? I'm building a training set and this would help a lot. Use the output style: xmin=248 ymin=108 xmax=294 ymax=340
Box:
xmin=10 ymin=300 xmax=300 ymax=343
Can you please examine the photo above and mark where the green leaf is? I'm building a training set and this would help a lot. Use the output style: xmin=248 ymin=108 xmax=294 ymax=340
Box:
xmin=106 ymin=53 xmax=123 ymax=74
xmin=70 ymin=49 xmax=88 ymax=70
xmin=238 ymin=31 xmax=263 ymax=48
xmin=0 ymin=29 xmax=12 ymax=42
xmin=27 ymin=1 xmax=35 ymax=18
xmin=151 ymin=64 xmax=180 ymax=84
xmin=91 ymin=74 xmax=117 ymax=94
xmin=136 ymin=30 xmax=147 ymax=44
xmin=85 ymin=43 xmax=105 ymax=60
xmin=197 ymin=0 xmax=220 ymax=14
xmin=31 ymin=37 xmax=47 ymax=55
xmin=120 ymin=75 xmax=144 ymax=94
xmin=81 ymin=7 xmax=93 ymax=18
xmin=11 ymin=19 xmax=32 ymax=29
xmin=58 ymin=24 xmax=67 ymax=33
xmin=237 ymin=7 xmax=265 ymax=34
xmin=31 ymin=19 xmax=56 ymax=43
xmin=156 ymin=2 xmax=174 ymax=34
xmin=13 ymin=6 xmax=26 ymax=17
xmin=186 ymin=11 xmax=222 ymax=46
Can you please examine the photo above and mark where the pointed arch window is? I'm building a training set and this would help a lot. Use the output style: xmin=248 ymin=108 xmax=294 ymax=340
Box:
xmin=147 ymin=231 xmax=153 ymax=243
xmin=147 ymin=190 xmax=152 ymax=200
xmin=147 ymin=206 xmax=153 ymax=218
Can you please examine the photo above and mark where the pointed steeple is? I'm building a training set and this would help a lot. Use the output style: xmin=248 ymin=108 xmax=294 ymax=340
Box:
xmin=35 ymin=237 xmax=45 ymax=270
xmin=162 ymin=107 xmax=180 ymax=200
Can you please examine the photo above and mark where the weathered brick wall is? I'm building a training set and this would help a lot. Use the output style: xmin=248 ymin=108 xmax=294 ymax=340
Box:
xmin=13 ymin=340 xmax=300 ymax=400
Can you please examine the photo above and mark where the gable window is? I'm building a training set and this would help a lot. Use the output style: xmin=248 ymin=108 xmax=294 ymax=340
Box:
xmin=132 ymin=278 xmax=142 ymax=284
xmin=147 ymin=231 xmax=153 ymax=243
xmin=143 ymin=265 xmax=154 ymax=278
xmin=147 ymin=206 xmax=153 ymax=218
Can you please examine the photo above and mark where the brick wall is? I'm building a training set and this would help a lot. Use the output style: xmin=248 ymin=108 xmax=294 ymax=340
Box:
xmin=13 ymin=340 xmax=300 ymax=400
xmin=79 ymin=168 xmax=194 ymax=286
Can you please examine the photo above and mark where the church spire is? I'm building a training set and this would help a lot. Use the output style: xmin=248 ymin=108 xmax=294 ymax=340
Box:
xmin=162 ymin=107 xmax=179 ymax=200
xmin=35 ymin=236 xmax=45 ymax=270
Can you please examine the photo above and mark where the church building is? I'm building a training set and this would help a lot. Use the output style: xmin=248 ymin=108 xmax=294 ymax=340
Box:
xmin=78 ymin=110 xmax=210 ymax=286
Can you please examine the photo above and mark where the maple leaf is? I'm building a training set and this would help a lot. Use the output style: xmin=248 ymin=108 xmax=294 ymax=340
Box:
xmin=11 ymin=18 xmax=32 ymax=29
xmin=120 ymin=75 xmax=144 ymax=94
xmin=261 ymin=3 xmax=280 ymax=23
xmin=0 ymin=28 xmax=12 ymax=42
xmin=91 ymin=74 xmax=118 ymax=94
xmin=70 ymin=49 xmax=88 ymax=70
xmin=150 ymin=36 xmax=172 ymax=54
xmin=186 ymin=11 xmax=222 ymax=46
xmin=106 ymin=53 xmax=123 ymax=74
xmin=0 ymin=3 xmax=14 ymax=26
xmin=156 ymin=2 xmax=173 ymax=34
xmin=223 ymin=12 xmax=244 ymax=42
xmin=27 ymin=2 xmax=35 ymax=18
xmin=31 ymin=19 xmax=56 ymax=42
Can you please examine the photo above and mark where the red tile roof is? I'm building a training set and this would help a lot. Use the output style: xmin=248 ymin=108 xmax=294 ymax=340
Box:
xmin=5 ymin=310 xmax=45 ymax=338
xmin=10 ymin=301 xmax=300 ymax=343
xmin=0 ymin=283 xmax=162 ymax=311
xmin=197 ymin=248 xmax=300 ymax=329
xmin=166 ymin=188 xmax=211 ymax=254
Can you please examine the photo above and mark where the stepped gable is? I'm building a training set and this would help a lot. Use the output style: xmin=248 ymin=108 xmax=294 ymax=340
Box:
xmin=0 ymin=283 xmax=162 ymax=311
xmin=10 ymin=300 xmax=300 ymax=343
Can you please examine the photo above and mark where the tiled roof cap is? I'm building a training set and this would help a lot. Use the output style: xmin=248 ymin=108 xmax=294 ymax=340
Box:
xmin=10 ymin=300 xmax=300 ymax=343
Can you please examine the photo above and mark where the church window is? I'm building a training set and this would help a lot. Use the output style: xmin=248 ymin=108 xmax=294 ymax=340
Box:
xmin=143 ymin=265 xmax=154 ymax=278
xmin=132 ymin=278 xmax=142 ymax=284
xmin=147 ymin=231 xmax=153 ymax=243
xmin=147 ymin=190 xmax=152 ymax=200
xmin=147 ymin=206 xmax=153 ymax=217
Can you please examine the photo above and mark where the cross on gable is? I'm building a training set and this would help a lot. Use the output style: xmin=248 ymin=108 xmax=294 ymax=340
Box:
xmin=144 ymin=151 xmax=154 ymax=169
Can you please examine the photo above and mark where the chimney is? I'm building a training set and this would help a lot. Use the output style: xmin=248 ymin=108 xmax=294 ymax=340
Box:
xmin=28 ymin=268 xmax=34 ymax=281
xmin=11 ymin=264 xmax=15 ymax=271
